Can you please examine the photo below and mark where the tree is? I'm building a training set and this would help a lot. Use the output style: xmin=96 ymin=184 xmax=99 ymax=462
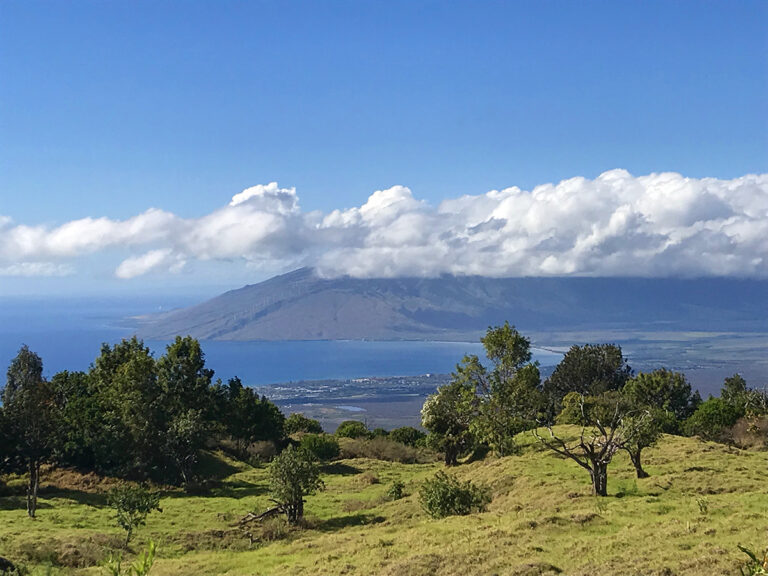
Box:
xmin=89 ymin=338 xmax=161 ymax=478
xmin=156 ymin=336 xmax=214 ymax=416
xmin=224 ymin=377 xmax=285 ymax=456
xmin=284 ymin=413 xmax=323 ymax=435
xmin=543 ymin=344 xmax=632 ymax=416
xmin=107 ymin=484 xmax=162 ymax=547
xmin=619 ymin=409 xmax=663 ymax=478
xmin=421 ymin=380 xmax=475 ymax=466
xmin=335 ymin=420 xmax=370 ymax=439
xmin=3 ymin=346 xmax=59 ymax=517
xmin=456 ymin=323 xmax=543 ymax=455
xmin=268 ymin=446 xmax=323 ymax=524
xmin=683 ymin=398 xmax=740 ymax=441
xmin=389 ymin=426 xmax=426 ymax=447
xmin=535 ymin=393 xmax=628 ymax=496
xmin=299 ymin=434 xmax=340 ymax=461
xmin=622 ymin=369 xmax=700 ymax=432
xmin=51 ymin=370 xmax=99 ymax=469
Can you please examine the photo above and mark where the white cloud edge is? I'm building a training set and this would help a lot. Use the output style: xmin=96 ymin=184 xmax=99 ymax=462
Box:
xmin=0 ymin=170 xmax=766 ymax=280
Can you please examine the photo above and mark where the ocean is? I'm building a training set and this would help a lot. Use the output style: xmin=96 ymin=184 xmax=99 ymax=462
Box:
xmin=0 ymin=296 xmax=561 ymax=387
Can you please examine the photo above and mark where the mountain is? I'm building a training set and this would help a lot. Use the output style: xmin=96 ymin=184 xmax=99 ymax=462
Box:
xmin=133 ymin=268 xmax=768 ymax=341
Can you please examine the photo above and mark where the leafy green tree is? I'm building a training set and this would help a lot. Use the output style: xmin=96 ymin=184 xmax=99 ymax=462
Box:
xmin=51 ymin=370 xmax=99 ymax=469
xmin=620 ymin=409 xmax=664 ymax=478
xmin=3 ymin=346 xmax=59 ymax=517
xmin=224 ymin=377 xmax=285 ymax=456
xmin=284 ymin=413 xmax=323 ymax=435
xmin=268 ymin=445 xmax=323 ymax=524
xmin=108 ymin=484 xmax=162 ymax=547
xmin=419 ymin=471 xmax=491 ymax=518
xmin=157 ymin=336 xmax=214 ymax=416
xmin=468 ymin=324 xmax=543 ymax=454
xmin=683 ymin=397 xmax=741 ymax=441
xmin=421 ymin=380 xmax=475 ymax=466
xmin=543 ymin=344 xmax=632 ymax=416
xmin=622 ymin=369 xmax=700 ymax=432
xmin=335 ymin=420 xmax=370 ymax=439
xmin=89 ymin=337 xmax=161 ymax=477
xmin=389 ymin=426 xmax=426 ymax=447
xmin=299 ymin=434 xmax=340 ymax=461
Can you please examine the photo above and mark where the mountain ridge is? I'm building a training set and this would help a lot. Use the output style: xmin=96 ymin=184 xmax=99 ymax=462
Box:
xmin=133 ymin=268 xmax=768 ymax=341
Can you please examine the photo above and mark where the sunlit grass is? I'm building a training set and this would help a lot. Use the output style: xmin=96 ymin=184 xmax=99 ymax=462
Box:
xmin=1 ymin=430 xmax=766 ymax=575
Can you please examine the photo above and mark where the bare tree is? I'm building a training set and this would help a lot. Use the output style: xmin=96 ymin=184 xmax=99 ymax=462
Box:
xmin=534 ymin=394 xmax=627 ymax=497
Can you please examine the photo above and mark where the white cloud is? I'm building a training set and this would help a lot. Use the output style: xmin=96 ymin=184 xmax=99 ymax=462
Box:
xmin=0 ymin=262 xmax=74 ymax=277
xmin=1 ymin=170 xmax=767 ymax=280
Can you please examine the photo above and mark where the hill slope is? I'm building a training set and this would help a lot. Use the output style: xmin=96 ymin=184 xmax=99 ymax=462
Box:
xmin=135 ymin=268 xmax=768 ymax=341
xmin=1 ymin=431 xmax=766 ymax=575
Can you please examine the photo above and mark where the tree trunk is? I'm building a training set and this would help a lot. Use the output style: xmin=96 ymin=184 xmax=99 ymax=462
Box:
xmin=590 ymin=463 xmax=608 ymax=497
xmin=444 ymin=445 xmax=458 ymax=466
xmin=629 ymin=449 xmax=649 ymax=479
xmin=27 ymin=459 xmax=39 ymax=518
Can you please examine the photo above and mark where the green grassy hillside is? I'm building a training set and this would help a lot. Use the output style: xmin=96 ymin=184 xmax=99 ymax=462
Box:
xmin=2 ymin=429 xmax=766 ymax=575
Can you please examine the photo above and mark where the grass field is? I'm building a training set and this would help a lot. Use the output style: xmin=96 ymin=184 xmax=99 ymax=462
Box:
xmin=1 ymin=429 xmax=766 ymax=575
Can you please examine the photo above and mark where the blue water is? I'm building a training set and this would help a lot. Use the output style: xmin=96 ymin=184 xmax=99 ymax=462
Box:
xmin=0 ymin=297 xmax=562 ymax=386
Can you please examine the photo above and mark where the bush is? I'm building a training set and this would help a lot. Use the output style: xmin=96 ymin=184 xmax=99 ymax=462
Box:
xmin=371 ymin=427 xmax=389 ymax=437
xmin=339 ymin=436 xmax=434 ymax=464
xmin=419 ymin=471 xmax=491 ymax=519
xmin=387 ymin=480 xmax=405 ymax=500
xmin=299 ymin=434 xmax=340 ymax=461
xmin=389 ymin=426 xmax=426 ymax=447
xmin=335 ymin=420 xmax=370 ymax=439
xmin=284 ymin=413 xmax=323 ymax=435
xmin=683 ymin=398 xmax=740 ymax=441
xmin=107 ymin=484 xmax=162 ymax=547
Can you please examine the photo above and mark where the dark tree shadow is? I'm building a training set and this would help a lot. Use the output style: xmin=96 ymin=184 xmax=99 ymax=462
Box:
xmin=321 ymin=463 xmax=362 ymax=476
xmin=316 ymin=513 xmax=386 ymax=531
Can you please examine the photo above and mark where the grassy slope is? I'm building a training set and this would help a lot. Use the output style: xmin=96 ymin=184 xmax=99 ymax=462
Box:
xmin=1 ymin=429 xmax=766 ymax=576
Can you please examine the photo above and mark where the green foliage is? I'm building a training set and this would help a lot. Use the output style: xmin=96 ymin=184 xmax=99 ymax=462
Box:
xmin=284 ymin=413 xmax=323 ymax=435
xmin=107 ymin=485 xmax=162 ymax=546
xmin=421 ymin=380 xmax=475 ymax=465
xmin=544 ymin=343 xmax=632 ymax=414
xmin=453 ymin=323 xmax=543 ymax=456
xmin=388 ymin=426 xmax=425 ymax=447
xmin=222 ymin=377 xmax=285 ymax=456
xmin=623 ymin=369 xmax=700 ymax=431
xmin=418 ymin=471 xmax=491 ymax=519
xmin=387 ymin=480 xmax=405 ymax=501
xmin=683 ymin=397 xmax=741 ymax=441
xmin=268 ymin=445 xmax=323 ymax=524
xmin=371 ymin=427 xmax=389 ymax=437
xmin=739 ymin=545 xmax=768 ymax=575
xmin=335 ymin=420 xmax=370 ymax=439
xmin=299 ymin=434 xmax=340 ymax=461
xmin=3 ymin=346 xmax=59 ymax=517
xmin=103 ymin=540 xmax=157 ymax=576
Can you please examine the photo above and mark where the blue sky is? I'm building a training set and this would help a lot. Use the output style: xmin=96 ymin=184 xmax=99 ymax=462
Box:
xmin=0 ymin=0 xmax=766 ymax=295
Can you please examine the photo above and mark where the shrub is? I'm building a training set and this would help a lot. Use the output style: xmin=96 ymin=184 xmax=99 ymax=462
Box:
xmin=419 ymin=471 xmax=491 ymax=519
xmin=107 ymin=485 xmax=162 ymax=547
xmin=335 ymin=420 xmax=370 ymax=439
xmin=738 ymin=544 xmax=768 ymax=575
xmin=387 ymin=480 xmax=405 ymax=501
xmin=683 ymin=398 xmax=740 ymax=441
xmin=371 ymin=427 xmax=389 ymax=438
xmin=299 ymin=434 xmax=340 ymax=461
xmin=339 ymin=436 xmax=433 ymax=464
xmin=284 ymin=413 xmax=323 ymax=435
xmin=104 ymin=540 xmax=157 ymax=576
xmin=269 ymin=445 xmax=323 ymax=524
xmin=389 ymin=426 xmax=426 ymax=447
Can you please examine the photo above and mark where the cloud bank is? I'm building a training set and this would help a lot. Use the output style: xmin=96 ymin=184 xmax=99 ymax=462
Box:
xmin=1 ymin=170 xmax=767 ymax=280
